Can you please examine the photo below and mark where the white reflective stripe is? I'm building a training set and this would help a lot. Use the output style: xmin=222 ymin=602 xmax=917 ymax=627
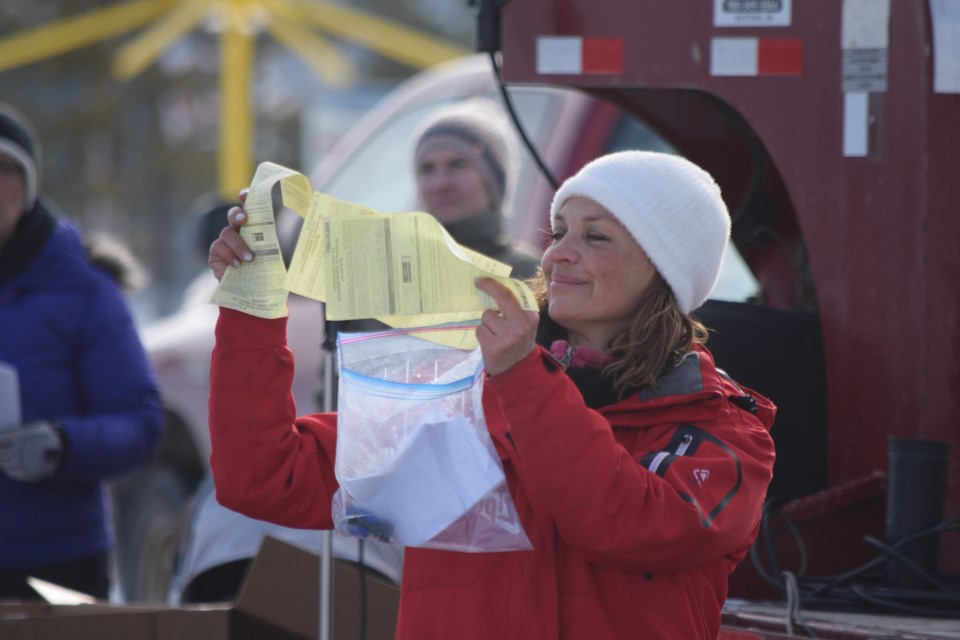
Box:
xmin=536 ymin=36 xmax=582 ymax=74
xmin=675 ymin=434 xmax=694 ymax=456
xmin=647 ymin=451 xmax=672 ymax=474
xmin=711 ymin=37 xmax=758 ymax=76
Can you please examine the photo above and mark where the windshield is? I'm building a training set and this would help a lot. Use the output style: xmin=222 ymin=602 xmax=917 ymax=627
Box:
xmin=285 ymin=83 xmax=759 ymax=303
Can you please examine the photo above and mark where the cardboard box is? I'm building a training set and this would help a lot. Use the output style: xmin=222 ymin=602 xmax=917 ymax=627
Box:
xmin=0 ymin=601 xmax=229 ymax=640
xmin=0 ymin=536 xmax=400 ymax=639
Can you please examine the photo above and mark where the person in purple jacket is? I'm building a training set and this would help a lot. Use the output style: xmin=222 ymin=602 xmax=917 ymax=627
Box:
xmin=0 ymin=104 xmax=163 ymax=600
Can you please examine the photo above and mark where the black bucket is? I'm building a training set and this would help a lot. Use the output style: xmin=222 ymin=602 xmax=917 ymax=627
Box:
xmin=885 ymin=437 xmax=951 ymax=589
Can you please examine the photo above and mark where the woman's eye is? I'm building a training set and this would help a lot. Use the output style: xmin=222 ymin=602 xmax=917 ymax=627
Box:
xmin=586 ymin=232 xmax=608 ymax=242
xmin=549 ymin=229 xmax=566 ymax=242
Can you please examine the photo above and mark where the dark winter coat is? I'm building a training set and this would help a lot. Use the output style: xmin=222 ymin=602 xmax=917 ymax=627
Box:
xmin=0 ymin=201 xmax=163 ymax=569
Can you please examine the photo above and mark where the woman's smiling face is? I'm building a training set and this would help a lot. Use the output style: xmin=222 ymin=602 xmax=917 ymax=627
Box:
xmin=542 ymin=197 xmax=657 ymax=351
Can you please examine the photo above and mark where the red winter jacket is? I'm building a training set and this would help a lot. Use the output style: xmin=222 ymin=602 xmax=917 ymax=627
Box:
xmin=209 ymin=308 xmax=776 ymax=639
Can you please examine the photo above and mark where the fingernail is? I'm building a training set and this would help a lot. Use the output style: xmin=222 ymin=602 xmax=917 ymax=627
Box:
xmin=236 ymin=212 xmax=245 ymax=222
xmin=233 ymin=259 xmax=241 ymax=267
xmin=242 ymin=251 xmax=253 ymax=262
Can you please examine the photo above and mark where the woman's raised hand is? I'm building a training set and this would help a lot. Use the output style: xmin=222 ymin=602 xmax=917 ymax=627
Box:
xmin=207 ymin=190 xmax=252 ymax=282
xmin=474 ymin=277 xmax=539 ymax=376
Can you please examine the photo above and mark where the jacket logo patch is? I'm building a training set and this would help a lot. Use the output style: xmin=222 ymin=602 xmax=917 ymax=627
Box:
xmin=690 ymin=468 xmax=710 ymax=486
xmin=644 ymin=424 xmax=743 ymax=527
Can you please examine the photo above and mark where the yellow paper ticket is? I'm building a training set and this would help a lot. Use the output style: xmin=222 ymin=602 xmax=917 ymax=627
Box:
xmin=321 ymin=210 xmax=535 ymax=320
xmin=210 ymin=162 xmax=310 ymax=318
xmin=286 ymin=192 xmax=518 ymax=308
xmin=284 ymin=192 xmax=529 ymax=348
xmin=215 ymin=163 xmax=538 ymax=341
xmin=284 ymin=192 xmax=370 ymax=302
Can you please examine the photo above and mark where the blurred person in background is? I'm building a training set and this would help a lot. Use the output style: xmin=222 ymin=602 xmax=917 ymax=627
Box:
xmin=412 ymin=97 xmax=540 ymax=279
xmin=0 ymin=103 xmax=163 ymax=600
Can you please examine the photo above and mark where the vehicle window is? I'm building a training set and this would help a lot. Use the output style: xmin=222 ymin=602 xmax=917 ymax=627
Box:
xmin=277 ymin=101 xmax=461 ymax=260
xmin=280 ymin=88 xmax=562 ymax=260
xmin=604 ymin=116 xmax=677 ymax=156
xmin=603 ymin=116 xmax=760 ymax=302
xmin=713 ymin=246 xmax=760 ymax=302
xmin=496 ymin=88 xmax=562 ymax=222
xmin=319 ymin=88 xmax=562 ymax=217
xmin=281 ymin=79 xmax=757 ymax=303
xmin=276 ymin=100 xmax=471 ymax=261
xmin=319 ymin=103 xmax=437 ymax=213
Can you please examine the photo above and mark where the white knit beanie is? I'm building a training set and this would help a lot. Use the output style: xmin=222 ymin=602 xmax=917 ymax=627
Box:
xmin=550 ymin=151 xmax=730 ymax=313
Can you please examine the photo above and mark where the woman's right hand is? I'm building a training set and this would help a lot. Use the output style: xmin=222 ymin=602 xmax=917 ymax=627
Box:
xmin=207 ymin=190 xmax=252 ymax=282
xmin=474 ymin=277 xmax=539 ymax=376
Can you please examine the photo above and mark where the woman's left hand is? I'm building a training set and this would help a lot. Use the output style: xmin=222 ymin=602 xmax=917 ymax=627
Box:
xmin=474 ymin=278 xmax=539 ymax=376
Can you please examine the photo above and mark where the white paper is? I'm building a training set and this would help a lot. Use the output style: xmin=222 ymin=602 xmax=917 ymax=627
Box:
xmin=841 ymin=0 xmax=891 ymax=49
xmin=843 ymin=92 xmax=869 ymax=157
xmin=0 ymin=362 xmax=20 ymax=432
xmin=840 ymin=0 xmax=891 ymax=93
xmin=27 ymin=577 xmax=97 ymax=605
xmin=930 ymin=0 xmax=960 ymax=93
xmin=339 ymin=417 xmax=504 ymax=546
xmin=714 ymin=0 xmax=792 ymax=27
xmin=842 ymin=48 xmax=888 ymax=93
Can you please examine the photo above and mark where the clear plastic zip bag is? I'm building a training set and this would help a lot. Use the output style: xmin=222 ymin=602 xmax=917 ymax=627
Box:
xmin=331 ymin=326 xmax=531 ymax=552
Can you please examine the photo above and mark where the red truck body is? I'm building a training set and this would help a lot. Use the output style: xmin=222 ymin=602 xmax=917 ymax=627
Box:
xmin=486 ymin=0 xmax=959 ymax=631
xmin=499 ymin=0 xmax=957 ymax=565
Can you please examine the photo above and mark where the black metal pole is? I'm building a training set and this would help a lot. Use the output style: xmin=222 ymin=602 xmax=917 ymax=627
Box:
xmin=319 ymin=318 xmax=340 ymax=640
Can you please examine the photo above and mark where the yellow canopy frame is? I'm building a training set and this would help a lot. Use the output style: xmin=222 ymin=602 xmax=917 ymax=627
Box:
xmin=0 ymin=0 xmax=469 ymax=198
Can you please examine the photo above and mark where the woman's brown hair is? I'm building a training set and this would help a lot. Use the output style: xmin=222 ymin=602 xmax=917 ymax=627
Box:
xmin=530 ymin=270 xmax=708 ymax=398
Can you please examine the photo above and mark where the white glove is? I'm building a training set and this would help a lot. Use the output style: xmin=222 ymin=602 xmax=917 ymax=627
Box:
xmin=0 ymin=421 xmax=64 ymax=482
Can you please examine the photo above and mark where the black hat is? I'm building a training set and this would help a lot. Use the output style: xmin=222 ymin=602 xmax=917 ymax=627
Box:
xmin=0 ymin=104 xmax=41 ymax=212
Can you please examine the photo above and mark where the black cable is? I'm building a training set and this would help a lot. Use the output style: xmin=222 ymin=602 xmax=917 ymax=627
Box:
xmin=748 ymin=503 xmax=960 ymax=619
xmin=807 ymin=554 xmax=887 ymax=598
xmin=761 ymin=503 xmax=784 ymax=580
xmin=810 ymin=518 xmax=960 ymax=597
xmin=749 ymin=500 xmax=809 ymax=592
xmin=748 ymin=521 xmax=781 ymax=589
xmin=846 ymin=583 xmax=960 ymax=618
xmin=862 ymin=535 xmax=953 ymax=592
xmin=486 ymin=51 xmax=560 ymax=191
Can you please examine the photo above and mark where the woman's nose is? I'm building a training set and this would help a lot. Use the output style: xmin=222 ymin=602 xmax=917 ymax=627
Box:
xmin=543 ymin=236 xmax=578 ymax=266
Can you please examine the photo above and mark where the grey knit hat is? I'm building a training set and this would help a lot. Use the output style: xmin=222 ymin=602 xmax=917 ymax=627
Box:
xmin=413 ymin=98 xmax=516 ymax=211
xmin=0 ymin=104 xmax=41 ymax=212
xmin=550 ymin=151 xmax=731 ymax=313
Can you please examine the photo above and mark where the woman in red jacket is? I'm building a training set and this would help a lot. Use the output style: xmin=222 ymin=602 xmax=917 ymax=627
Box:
xmin=207 ymin=150 xmax=776 ymax=639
